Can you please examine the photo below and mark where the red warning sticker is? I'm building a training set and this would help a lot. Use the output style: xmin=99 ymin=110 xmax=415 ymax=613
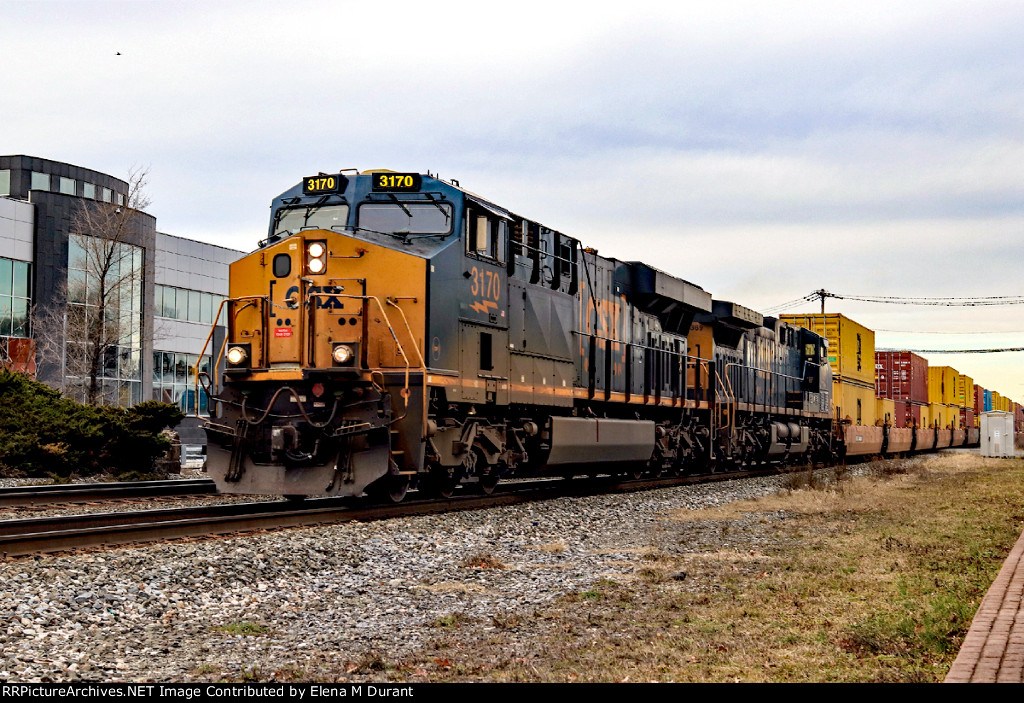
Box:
xmin=274 ymin=327 xmax=292 ymax=338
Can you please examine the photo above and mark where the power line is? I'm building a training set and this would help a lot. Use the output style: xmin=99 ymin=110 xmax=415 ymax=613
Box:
xmin=877 ymin=347 xmax=1024 ymax=354
xmin=782 ymin=290 xmax=1024 ymax=311
xmin=875 ymin=328 xmax=1024 ymax=335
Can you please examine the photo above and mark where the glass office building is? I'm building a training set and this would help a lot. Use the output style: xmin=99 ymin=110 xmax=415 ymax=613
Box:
xmin=0 ymin=155 xmax=244 ymax=446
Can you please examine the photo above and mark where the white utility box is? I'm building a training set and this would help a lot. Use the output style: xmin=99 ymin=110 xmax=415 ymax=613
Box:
xmin=980 ymin=411 xmax=1015 ymax=457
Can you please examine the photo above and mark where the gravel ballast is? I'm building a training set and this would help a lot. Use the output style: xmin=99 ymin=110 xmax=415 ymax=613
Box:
xmin=0 ymin=469 xmax=849 ymax=682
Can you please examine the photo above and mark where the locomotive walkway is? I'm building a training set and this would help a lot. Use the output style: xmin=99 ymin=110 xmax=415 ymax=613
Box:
xmin=945 ymin=524 xmax=1024 ymax=683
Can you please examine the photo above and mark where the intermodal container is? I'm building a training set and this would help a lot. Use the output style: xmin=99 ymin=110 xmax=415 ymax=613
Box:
xmin=927 ymin=403 xmax=958 ymax=429
xmin=920 ymin=403 xmax=932 ymax=429
xmin=984 ymin=389 xmax=994 ymax=412
xmin=876 ymin=397 xmax=895 ymax=426
xmin=835 ymin=378 xmax=878 ymax=426
xmin=781 ymin=313 xmax=875 ymax=387
xmin=874 ymin=351 xmax=929 ymax=404
xmin=992 ymin=391 xmax=1003 ymax=413
xmin=895 ymin=401 xmax=924 ymax=428
xmin=928 ymin=366 xmax=960 ymax=406
xmin=974 ymin=385 xmax=985 ymax=417
xmin=960 ymin=407 xmax=976 ymax=430
xmin=956 ymin=374 xmax=974 ymax=409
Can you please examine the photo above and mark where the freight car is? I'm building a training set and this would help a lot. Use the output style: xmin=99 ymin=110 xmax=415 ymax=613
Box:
xmin=198 ymin=171 xmax=941 ymax=501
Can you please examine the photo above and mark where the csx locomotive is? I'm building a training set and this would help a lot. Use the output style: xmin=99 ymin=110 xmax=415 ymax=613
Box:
xmin=201 ymin=171 xmax=836 ymax=501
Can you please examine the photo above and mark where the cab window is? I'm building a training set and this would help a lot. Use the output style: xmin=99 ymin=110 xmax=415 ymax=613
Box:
xmin=465 ymin=209 xmax=506 ymax=264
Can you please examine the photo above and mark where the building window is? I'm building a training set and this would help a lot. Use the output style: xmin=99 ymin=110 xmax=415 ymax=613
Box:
xmin=0 ymin=257 xmax=31 ymax=339
xmin=116 ymin=193 xmax=125 ymax=206
xmin=64 ymin=234 xmax=144 ymax=406
xmin=152 ymin=351 xmax=212 ymax=415
xmin=154 ymin=284 xmax=224 ymax=325
xmin=30 ymin=172 xmax=50 ymax=191
xmin=59 ymin=177 xmax=76 ymax=195
xmin=83 ymin=183 xmax=96 ymax=199
xmin=0 ymin=170 xmax=9 ymax=196
xmin=102 ymin=187 xmax=112 ymax=203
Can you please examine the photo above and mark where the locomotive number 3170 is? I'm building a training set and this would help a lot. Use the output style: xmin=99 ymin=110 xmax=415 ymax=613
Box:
xmin=469 ymin=266 xmax=500 ymax=302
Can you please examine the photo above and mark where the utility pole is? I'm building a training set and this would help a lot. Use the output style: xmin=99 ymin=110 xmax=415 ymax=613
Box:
xmin=813 ymin=289 xmax=832 ymax=314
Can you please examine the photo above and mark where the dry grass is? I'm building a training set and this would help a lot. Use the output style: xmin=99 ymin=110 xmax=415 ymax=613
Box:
xmin=460 ymin=553 xmax=508 ymax=569
xmin=397 ymin=452 xmax=1024 ymax=682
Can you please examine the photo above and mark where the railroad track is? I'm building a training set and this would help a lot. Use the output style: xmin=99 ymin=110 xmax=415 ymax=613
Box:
xmin=0 ymin=478 xmax=217 ymax=508
xmin=0 ymin=468 xmax=775 ymax=558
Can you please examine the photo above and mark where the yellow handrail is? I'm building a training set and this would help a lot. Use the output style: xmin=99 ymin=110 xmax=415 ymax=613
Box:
xmin=192 ymin=295 xmax=268 ymax=419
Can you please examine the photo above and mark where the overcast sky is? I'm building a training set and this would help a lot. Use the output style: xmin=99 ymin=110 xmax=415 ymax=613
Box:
xmin=5 ymin=0 xmax=1023 ymax=400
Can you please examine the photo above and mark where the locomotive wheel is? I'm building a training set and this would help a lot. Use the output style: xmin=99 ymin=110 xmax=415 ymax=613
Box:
xmin=480 ymin=473 xmax=500 ymax=495
xmin=385 ymin=474 xmax=410 ymax=503
xmin=366 ymin=473 xmax=410 ymax=503
xmin=473 ymin=450 xmax=500 ymax=495
xmin=423 ymin=465 xmax=459 ymax=499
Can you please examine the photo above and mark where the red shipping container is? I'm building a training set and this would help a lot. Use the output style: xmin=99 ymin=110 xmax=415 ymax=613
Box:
xmin=894 ymin=401 xmax=908 ymax=428
xmin=974 ymin=385 xmax=985 ymax=416
xmin=875 ymin=351 xmax=929 ymax=404
xmin=893 ymin=401 xmax=924 ymax=428
xmin=960 ymin=408 xmax=975 ymax=430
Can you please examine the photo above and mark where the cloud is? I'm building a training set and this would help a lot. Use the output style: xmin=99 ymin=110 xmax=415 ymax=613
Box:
xmin=4 ymin=0 xmax=1023 ymax=397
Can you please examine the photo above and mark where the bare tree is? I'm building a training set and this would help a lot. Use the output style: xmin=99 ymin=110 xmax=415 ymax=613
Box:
xmin=33 ymin=168 xmax=151 ymax=406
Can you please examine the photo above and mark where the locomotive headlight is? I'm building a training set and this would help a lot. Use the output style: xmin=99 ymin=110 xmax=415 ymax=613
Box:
xmin=307 ymin=241 xmax=327 ymax=274
xmin=226 ymin=346 xmax=249 ymax=366
xmin=332 ymin=343 xmax=354 ymax=365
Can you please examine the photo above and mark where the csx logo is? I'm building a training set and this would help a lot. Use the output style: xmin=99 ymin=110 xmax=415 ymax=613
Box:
xmin=286 ymin=285 xmax=345 ymax=309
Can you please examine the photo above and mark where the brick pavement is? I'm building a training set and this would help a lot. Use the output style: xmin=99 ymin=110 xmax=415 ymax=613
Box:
xmin=945 ymin=527 xmax=1024 ymax=682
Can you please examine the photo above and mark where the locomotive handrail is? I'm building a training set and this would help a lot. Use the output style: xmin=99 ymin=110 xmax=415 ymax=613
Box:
xmin=194 ymin=295 xmax=269 ymax=418
xmin=305 ymin=292 xmax=413 ymax=409
xmin=721 ymin=361 xmax=808 ymax=431
xmin=385 ymin=296 xmax=430 ymax=441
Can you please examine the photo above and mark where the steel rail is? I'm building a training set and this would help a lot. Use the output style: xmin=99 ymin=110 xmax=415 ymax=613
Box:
xmin=0 ymin=470 xmax=774 ymax=558
xmin=0 ymin=479 xmax=217 ymax=508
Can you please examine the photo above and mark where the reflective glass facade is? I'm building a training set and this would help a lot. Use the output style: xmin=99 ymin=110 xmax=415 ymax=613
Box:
xmin=64 ymin=233 xmax=145 ymax=406
xmin=154 ymin=284 xmax=225 ymax=325
xmin=152 ymin=351 xmax=212 ymax=414
xmin=0 ymin=257 xmax=31 ymax=338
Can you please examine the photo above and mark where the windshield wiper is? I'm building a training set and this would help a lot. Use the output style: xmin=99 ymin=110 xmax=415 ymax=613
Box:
xmin=387 ymin=193 xmax=412 ymax=217
xmin=422 ymin=192 xmax=451 ymax=222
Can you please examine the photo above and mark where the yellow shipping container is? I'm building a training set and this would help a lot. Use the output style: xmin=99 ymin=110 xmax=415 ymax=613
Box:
xmin=927 ymin=403 xmax=958 ymax=429
xmin=928 ymin=366 xmax=960 ymax=406
xmin=992 ymin=391 xmax=1004 ymax=412
xmin=957 ymin=374 xmax=974 ymax=409
xmin=835 ymin=379 xmax=878 ymax=426
xmin=780 ymin=313 xmax=875 ymax=387
xmin=876 ymin=397 xmax=895 ymax=426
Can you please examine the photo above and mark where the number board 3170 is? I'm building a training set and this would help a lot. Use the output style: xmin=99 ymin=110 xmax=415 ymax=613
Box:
xmin=372 ymin=173 xmax=422 ymax=192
